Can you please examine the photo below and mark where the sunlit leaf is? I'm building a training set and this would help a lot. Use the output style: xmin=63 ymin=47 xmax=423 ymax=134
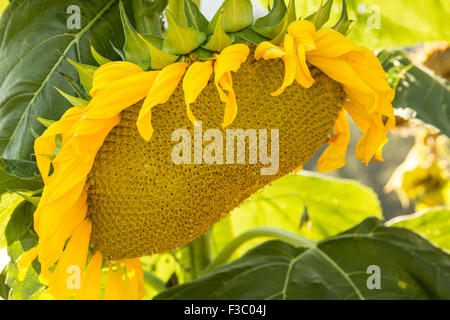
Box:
xmin=157 ymin=218 xmax=450 ymax=300
xmin=387 ymin=207 xmax=450 ymax=250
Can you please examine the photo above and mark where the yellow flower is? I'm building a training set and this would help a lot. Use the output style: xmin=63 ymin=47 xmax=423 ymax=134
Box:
xmin=17 ymin=20 xmax=394 ymax=300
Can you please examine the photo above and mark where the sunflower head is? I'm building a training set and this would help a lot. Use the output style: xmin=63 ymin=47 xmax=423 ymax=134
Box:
xmin=17 ymin=0 xmax=395 ymax=300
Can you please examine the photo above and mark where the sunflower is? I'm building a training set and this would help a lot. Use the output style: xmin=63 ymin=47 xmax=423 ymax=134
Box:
xmin=17 ymin=0 xmax=394 ymax=299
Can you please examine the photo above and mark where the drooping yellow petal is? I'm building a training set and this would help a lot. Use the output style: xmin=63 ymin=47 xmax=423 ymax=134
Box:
xmin=137 ymin=62 xmax=188 ymax=141
xmin=34 ymin=106 xmax=85 ymax=182
xmin=182 ymin=60 xmax=213 ymax=124
xmin=309 ymin=28 xmax=362 ymax=58
xmin=90 ymin=61 xmax=144 ymax=96
xmin=295 ymin=44 xmax=315 ymax=88
xmin=38 ymin=191 xmax=87 ymax=269
xmin=86 ymin=71 xmax=159 ymax=119
xmin=287 ymin=20 xmax=316 ymax=51
xmin=307 ymin=55 xmax=373 ymax=93
xmin=254 ymin=42 xmax=286 ymax=60
xmin=75 ymin=251 xmax=103 ymax=300
xmin=355 ymin=114 xmax=388 ymax=164
xmin=17 ymin=246 xmax=39 ymax=281
xmin=317 ymin=109 xmax=350 ymax=172
xmin=104 ymin=263 xmax=124 ymax=300
xmin=214 ymin=44 xmax=250 ymax=128
xmin=47 ymin=220 xmax=91 ymax=300
xmin=271 ymin=34 xmax=296 ymax=96
xmin=124 ymin=258 xmax=145 ymax=300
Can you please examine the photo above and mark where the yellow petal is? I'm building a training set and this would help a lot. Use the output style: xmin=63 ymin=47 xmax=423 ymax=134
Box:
xmin=214 ymin=44 xmax=249 ymax=127
xmin=317 ymin=109 xmax=350 ymax=172
xmin=75 ymin=251 xmax=103 ymax=300
xmin=38 ymin=191 xmax=87 ymax=269
xmin=271 ymin=34 xmax=296 ymax=96
xmin=35 ymin=106 xmax=85 ymax=182
xmin=307 ymin=55 xmax=373 ymax=93
xmin=104 ymin=263 xmax=124 ymax=300
xmin=124 ymin=258 xmax=145 ymax=300
xmin=295 ymin=44 xmax=315 ymax=88
xmin=47 ymin=219 xmax=91 ymax=300
xmin=182 ymin=60 xmax=213 ymax=124
xmin=86 ymin=71 xmax=159 ymax=119
xmin=309 ymin=28 xmax=362 ymax=58
xmin=355 ymin=114 xmax=388 ymax=164
xmin=137 ymin=62 xmax=188 ymax=141
xmin=90 ymin=61 xmax=144 ymax=96
xmin=287 ymin=20 xmax=317 ymax=51
xmin=17 ymin=246 xmax=39 ymax=282
xmin=342 ymin=99 xmax=370 ymax=131
xmin=254 ymin=42 xmax=286 ymax=60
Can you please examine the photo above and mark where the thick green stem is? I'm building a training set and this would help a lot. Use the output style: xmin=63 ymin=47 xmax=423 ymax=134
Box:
xmin=143 ymin=270 xmax=167 ymax=292
xmin=184 ymin=229 xmax=213 ymax=280
xmin=203 ymin=227 xmax=315 ymax=275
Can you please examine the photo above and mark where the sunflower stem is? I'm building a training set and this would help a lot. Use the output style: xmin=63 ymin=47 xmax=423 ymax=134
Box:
xmin=203 ymin=227 xmax=315 ymax=275
xmin=143 ymin=270 xmax=167 ymax=292
xmin=185 ymin=229 xmax=212 ymax=280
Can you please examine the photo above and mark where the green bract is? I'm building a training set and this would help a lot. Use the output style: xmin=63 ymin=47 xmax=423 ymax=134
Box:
xmin=114 ymin=0 xmax=352 ymax=70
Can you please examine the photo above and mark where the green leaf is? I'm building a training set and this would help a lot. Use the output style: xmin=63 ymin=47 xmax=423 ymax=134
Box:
xmin=270 ymin=0 xmax=296 ymax=45
xmin=208 ymin=0 xmax=254 ymax=34
xmin=54 ymin=87 xmax=90 ymax=106
xmin=168 ymin=0 xmax=187 ymax=26
xmin=120 ymin=1 xmax=152 ymax=70
xmin=0 ymin=266 xmax=10 ymax=300
xmin=131 ymin=0 xmax=168 ymax=36
xmin=0 ymin=159 xmax=40 ymax=180
xmin=163 ymin=9 xmax=206 ymax=55
xmin=345 ymin=0 xmax=450 ymax=49
xmin=5 ymin=233 xmax=42 ymax=300
xmin=306 ymin=0 xmax=334 ymax=29
xmin=221 ymin=172 xmax=382 ymax=242
xmin=387 ymin=206 xmax=450 ymax=250
xmin=0 ymin=0 xmax=126 ymax=173
xmin=202 ymin=12 xmax=234 ymax=52
xmin=254 ymin=0 xmax=287 ymax=30
xmin=232 ymin=28 xmax=269 ymax=45
xmin=191 ymin=47 xmax=214 ymax=60
xmin=147 ymin=40 xmax=179 ymax=69
xmin=0 ymin=192 xmax=35 ymax=249
xmin=184 ymin=0 xmax=208 ymax=32
xmin=380 ymin=49 xmax=450 ymax=137
xmin=156 ymin=218 xmax=450 ymax=300
xmin=90 ymin=45 xmax=111 ymax=65
xmin=333 ymin=0 xmax=352 ymax=34
xmin=0 ymin=162 xmax=42 ymax=197
xmin=65 ymin=58 xmax=97 ymax=94
xmin=35 ymin=117 xmax=55 ymax=128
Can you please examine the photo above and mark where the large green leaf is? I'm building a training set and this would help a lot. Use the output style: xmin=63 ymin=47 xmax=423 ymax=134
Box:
xmin=288 ymin=0 xmax=450 ymax=49
xmin=156 ymin=218 xmax=450 ymax=300
xmin=0 ymin=192 xmax=35 ymax=249
xmin=0 ymin=0 xmax=127 ymax=178
xmin=214 ymin=172 xmax=382 ymax=245
xmin=5 ymin=233 xmax=42 ymax=300
xmin=345 ymin=0 xmax=450 ymax=49
xmin=379 ymin=49 xmax=450 ymax=137
xmin=387 ymin=207 xmax=450 ymax=250
xmin=0 ymin=163 xmax=42 ymax=196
